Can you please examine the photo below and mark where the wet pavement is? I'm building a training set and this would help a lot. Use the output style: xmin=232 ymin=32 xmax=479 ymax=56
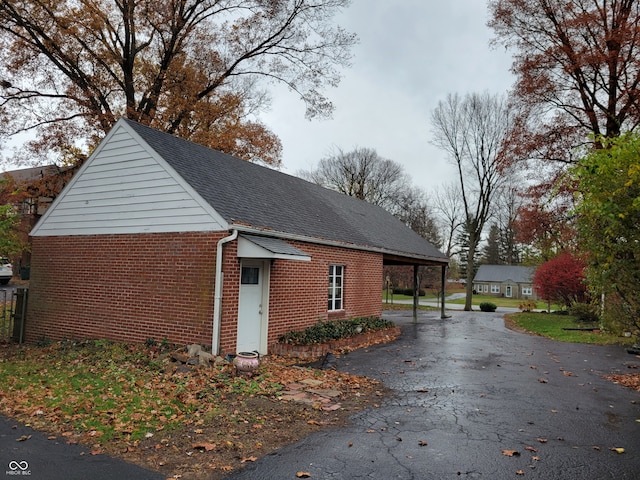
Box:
xmin=223 ymin=309 xmax=640 ymax=479
xmin=0 ymin=416 xmax=163 ymax=480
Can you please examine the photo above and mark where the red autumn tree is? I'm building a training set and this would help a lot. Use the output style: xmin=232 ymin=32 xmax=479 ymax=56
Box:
xmin=489 ymin=0 xmax=640 ymax=165
xmin=489 ymin=1 xmax=640 ymax=254
xmin=533 ymin=252 xmax=588 ymax=307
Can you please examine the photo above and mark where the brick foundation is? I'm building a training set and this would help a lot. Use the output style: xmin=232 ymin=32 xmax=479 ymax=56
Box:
xmin=269 ymin=326 xmax=401 ymax=359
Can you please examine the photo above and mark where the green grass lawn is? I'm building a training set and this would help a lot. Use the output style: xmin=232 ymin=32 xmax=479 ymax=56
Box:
xmin=446 ymin=294 xmax=558 ymax=310
xmin=505 ymin=312 xmax=635 ymax=346
xmin=383 ymin=291 xmax=558 ymax=310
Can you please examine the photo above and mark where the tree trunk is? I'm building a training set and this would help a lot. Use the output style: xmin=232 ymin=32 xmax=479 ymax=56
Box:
xmin=464 ymin=235 xmax=479 ymax=311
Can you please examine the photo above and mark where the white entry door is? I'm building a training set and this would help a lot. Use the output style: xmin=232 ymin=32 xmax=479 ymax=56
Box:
xmin=237 ymin=260 xmax=268 ymax=353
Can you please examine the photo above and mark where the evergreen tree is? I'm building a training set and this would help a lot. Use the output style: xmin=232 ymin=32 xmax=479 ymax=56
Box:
xmin=481 ymin=224 xmax=502 ymax=264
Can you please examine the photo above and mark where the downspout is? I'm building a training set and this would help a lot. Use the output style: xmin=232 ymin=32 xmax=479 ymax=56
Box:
xmin=212 ymin=229 xmax=238 ymax=355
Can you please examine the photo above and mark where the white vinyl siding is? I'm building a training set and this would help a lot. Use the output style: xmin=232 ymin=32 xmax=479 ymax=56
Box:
xmin=31 ymin=123 xmax=227 ymax=236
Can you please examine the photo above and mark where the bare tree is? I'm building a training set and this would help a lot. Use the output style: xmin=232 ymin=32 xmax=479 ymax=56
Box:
xmin=431 ymin=92 xmax=514 ymax=310
xmin=433 ymin=182 xmax=464 ymax=258
xmin=300 ymin=147 xmax=441 ymax=242
xmin=392 ymin=187 xmax=442 ymax=247
xmin=300 ymin=147 xmax=407 ymax=211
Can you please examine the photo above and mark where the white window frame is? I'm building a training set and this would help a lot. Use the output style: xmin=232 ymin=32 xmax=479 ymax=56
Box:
xmin=522 ymin=286 xmax=532 ymax=296
xmin=328 ymin=265 xmax=344 ymax=311
xmin=491 ymin=284 xmax=500 ymax=294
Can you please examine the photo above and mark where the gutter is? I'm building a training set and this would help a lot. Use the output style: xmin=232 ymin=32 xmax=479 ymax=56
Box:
xmin=211 ymin=229 xmax=238 ymax=355
xmin=231 ymin=224 xmax=449 ymax=266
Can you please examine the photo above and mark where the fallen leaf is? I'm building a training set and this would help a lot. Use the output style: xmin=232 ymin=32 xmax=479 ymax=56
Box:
xmin=90 ymin=449 xmax=102 ymax=456
xmin=516 ymin=470 xmax=525 ymax=475
xmin=241 ymin=456 xmax=257 ymax=463
xmin=192 ymin=442 xmax=216 ymax=451
xmin=296 ymin=472 xmax=311 ymax=478
xmin=418 ymin=440 xmax=428 ymax=446
xmin=610 ymin=447 xmax=625 ymax=454
xmin=502 ymin=449 xmax=520 ymax=457
xmin=16 ymin=435 xmax=32 ymax=442
xmin=538 ymin=378 xmax=548 ymax=383
xmin=537 ymin=438 xmax=548 ymax=443
xmin=532 ymin=456 xmax=540 ymax=461
xmin=525 ymin=446 xmax=537 ymax=452
xmin=366 ymin=429 xmax=376 ymax=433
xmin=593 ymin=446 xmax=601 ymax=451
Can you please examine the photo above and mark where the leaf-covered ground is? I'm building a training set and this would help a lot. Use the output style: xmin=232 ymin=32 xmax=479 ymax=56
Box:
xmin=0 ymin=340 xmax=384 ymax=480
xmin=605 ymin=371 xmax=640 ymax=392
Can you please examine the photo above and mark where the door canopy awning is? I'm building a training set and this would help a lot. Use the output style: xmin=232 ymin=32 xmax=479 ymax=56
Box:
xmin=237 ymin=234 xmax=311 ymax=261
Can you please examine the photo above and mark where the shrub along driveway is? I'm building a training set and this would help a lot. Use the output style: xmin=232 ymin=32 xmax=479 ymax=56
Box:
xmin=224 ymin=309 xmax=640 ymax=479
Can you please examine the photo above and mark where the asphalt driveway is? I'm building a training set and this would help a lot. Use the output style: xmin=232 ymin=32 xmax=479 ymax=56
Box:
xmin=224 ymin=309 xmax=640 ymax=479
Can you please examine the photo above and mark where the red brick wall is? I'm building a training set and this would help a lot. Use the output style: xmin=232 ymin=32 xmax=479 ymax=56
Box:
xmin=27 ymin=232 xmax=223 ymax=346
xmin=27 ymin=234 xmax=384 ymax=355
xmin=265 ymin=241 xmax=383 ymax=350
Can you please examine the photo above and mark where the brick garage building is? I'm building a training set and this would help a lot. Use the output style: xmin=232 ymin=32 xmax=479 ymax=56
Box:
xmin=27 ymin=119 xmax=448 ymax=355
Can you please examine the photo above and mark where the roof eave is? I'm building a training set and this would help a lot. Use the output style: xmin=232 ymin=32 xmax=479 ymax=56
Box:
xmin=231 ymin=224 xmax=449 ymax=266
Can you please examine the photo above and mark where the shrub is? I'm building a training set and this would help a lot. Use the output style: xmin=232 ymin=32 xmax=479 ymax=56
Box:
xmin=569 ymin=302 xmax=600 ymax=324
xmin=278 ymin=316 xmax=394 ymax=346
xmin=518 ymin=300 xmax=537 ymax=312
xmin=479 ymin=302 xmax=497 ymax=312
xmin=392 ymin=288 xmax=426 ymax=296
xmin=599 ymin=293 xmax=639 ymax=336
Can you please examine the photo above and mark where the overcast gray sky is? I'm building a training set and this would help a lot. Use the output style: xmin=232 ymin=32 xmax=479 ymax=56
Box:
xmin=262 ymin=0 xmax=515 ymax=193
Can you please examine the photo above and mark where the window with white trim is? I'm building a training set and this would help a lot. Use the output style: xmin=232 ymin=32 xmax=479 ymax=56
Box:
xmin=328 ymin=265 xmax=344 ymax=311
xmin=491 ymin=284 xmax=500 ymax=294
xmin=522 ymin=286 xmax=532 ymax=296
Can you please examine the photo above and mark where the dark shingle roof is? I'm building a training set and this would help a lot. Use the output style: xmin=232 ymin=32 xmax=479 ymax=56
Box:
xmin=124 ymin=119 xmax=447 ymax=264
xmin=473 ymin=265 xmax=536 ymax=284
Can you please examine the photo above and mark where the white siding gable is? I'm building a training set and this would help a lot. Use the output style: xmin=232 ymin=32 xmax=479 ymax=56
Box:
xmin=31 ymin=120 xmax=228 ymax=236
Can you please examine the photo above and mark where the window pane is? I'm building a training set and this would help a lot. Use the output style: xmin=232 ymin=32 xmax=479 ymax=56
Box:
xmin=241 ymin=267 xmax=260 ymax=285
xmin=328 ymin=264 xmax=344 ymax=311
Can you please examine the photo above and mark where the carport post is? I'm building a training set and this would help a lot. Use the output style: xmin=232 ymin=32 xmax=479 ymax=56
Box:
xmin=413 ymin=264 xmax=419 ymax=324
xmin=441 ymin=264 xmax=447 ymax=319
